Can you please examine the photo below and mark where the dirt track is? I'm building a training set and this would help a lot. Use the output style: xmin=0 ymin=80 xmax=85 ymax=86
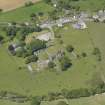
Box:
xmin=0 ymin=0 xmax=40 ymax=12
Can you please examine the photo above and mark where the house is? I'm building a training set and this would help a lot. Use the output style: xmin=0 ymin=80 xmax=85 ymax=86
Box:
xmin=72 ymin=20 xmax=87 ymax=29
xmin=36 ymin=32 xmax=52 ymax=41
xmin=93 ymin=15 xmax=99 ymax=20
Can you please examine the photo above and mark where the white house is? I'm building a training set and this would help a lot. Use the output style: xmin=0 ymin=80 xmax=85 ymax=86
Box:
xmin=36 ymin=32 xmax=52 ymax=41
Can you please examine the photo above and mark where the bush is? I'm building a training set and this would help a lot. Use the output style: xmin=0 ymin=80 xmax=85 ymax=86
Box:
xmin=0 ymin=91 xmax=7 ymax=98
xmin=25 ymin=1 xmax=34 ymax=7
xmin=15 ymin=47 xmax=26 ymax=57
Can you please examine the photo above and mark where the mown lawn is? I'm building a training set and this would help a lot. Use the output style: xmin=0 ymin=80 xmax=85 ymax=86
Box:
xmin=0 ymin=1 xmax=53 ymax=22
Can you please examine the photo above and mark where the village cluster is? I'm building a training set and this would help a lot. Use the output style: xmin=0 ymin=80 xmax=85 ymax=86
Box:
xmin=6 ymin=9 xmax=105 ymax=72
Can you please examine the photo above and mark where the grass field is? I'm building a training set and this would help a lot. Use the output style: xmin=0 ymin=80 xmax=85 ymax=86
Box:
xmin=0 ymin=1 xmax=105 ymax=105
xmin=41 ymin=93 xmax=105 ymax=105
xmin=72 ymin=0 xmax=105 ymax=11
xmin=0 ymin=0 xmax=40 ymax=12
xmin=0 ymin=1 xmax=53 ymax=22
xmin=0 ymin=22 xmax=105 ymax=97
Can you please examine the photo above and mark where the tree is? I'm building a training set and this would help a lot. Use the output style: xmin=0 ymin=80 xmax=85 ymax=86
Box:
xmin=92 ymin=47 xmax=102 ymax=61
xmin=25 ymin=55 xmax=38 ymax=64
xmin=0 ymin=35 xmax=4 ymax=42
xmin=6 ymin=26 xmax=18 ymax=38
xmin=81 ymin=52 xmax=87 ymax=57
xmin=66 ymin=45 xmax=74 ymax=53
xmin=0 ymin=9 xmax=3 ymax=12
xmin=30 ymin=13 xmax=37 ymax=21
xmin=26 ymin=39 xmax=46 ymax=53
xmin=57 ymin=101 xmax=68 ymax=105
xmin=59 ymin=56 xmax=72 ymax=71
xmin=48 ymin=61 xmax=56 ymax=68
xmin=48 ymin=9 xmax=59 ymax=20
xmin=31 ymin=96 xmax=41 ymax=105
xmin=25 ymin=1 xmax=34 ymax=7
xmin=43 ymin=0 xmax=51 ymax=4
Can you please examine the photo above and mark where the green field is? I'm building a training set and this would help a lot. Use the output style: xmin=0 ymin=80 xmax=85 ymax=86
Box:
xmin=0 ymin=1 xmax=53 ymax=22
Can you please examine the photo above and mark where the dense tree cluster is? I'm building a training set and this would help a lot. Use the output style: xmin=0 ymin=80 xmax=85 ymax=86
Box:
xmin=26 ymin=39 xmax=46 ymax=53
xmin=25 ymin=55 xmax=38 ymax=64
xmin=59 ymin=56 xmax=72 ymax=71
xmin=0 ymin=35 xmax=4 ymax=42
xmin=5 ymin=26 xmax=18 ymax=38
